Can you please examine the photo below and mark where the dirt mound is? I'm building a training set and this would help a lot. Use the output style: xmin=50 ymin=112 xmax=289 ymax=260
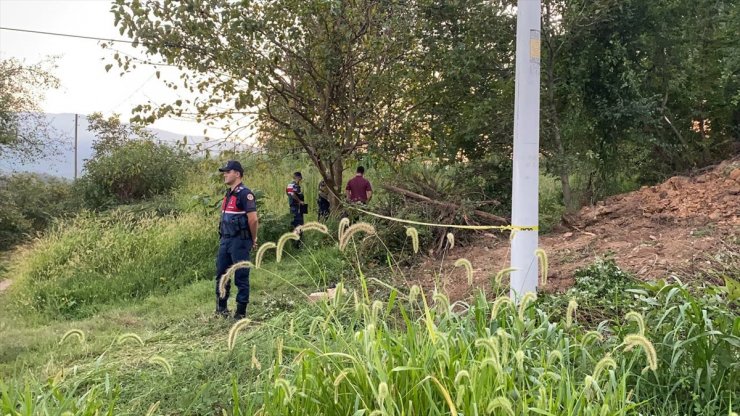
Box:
xmin=408 ymin=157 xmax=740 ymax=301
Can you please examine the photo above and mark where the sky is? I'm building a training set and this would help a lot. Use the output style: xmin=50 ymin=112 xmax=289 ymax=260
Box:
xmin=0 ymin=0 xmax=238 ymax=139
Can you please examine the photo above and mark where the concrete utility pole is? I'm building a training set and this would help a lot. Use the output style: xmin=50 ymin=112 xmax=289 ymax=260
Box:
xmin=74 ymin=114 xmax=78 ymax=180
xmin=510 ymin=0 xmax=541 ymax=300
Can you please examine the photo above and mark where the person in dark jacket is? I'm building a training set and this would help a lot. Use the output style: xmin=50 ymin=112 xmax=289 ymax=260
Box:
xmin=216 ymin=160 xmax=259 ymax=319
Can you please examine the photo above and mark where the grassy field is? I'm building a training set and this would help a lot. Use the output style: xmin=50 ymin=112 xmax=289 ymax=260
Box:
xmin=1 ymin=155 xmax=738 ymax=415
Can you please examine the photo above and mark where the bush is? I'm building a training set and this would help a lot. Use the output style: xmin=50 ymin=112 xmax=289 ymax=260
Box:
xmin=77 ymin=140 xmax=191 ymax=209
xmin=0 ymin=173 xmax=76 ymax=249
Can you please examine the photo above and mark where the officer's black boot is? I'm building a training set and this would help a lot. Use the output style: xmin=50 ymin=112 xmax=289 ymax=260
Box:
xmin=234 ymin=302 xmax=248 ymax=320
xmin=215 ymin=297 xmax=229 ymax=318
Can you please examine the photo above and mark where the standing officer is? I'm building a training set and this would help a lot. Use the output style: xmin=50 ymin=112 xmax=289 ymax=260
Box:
xmin=216 ymin=160 xmax=259 ymax=319
xmin=317 ymin=179 xmax=331 ymax=221
xmin=286 ymin=172 xmax=306 ymax=247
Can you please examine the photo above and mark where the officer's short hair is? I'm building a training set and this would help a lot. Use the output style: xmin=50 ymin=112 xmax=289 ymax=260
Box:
xmin=294 ymin=171 xmax=303 ymax=179
xmin=356 ymin=166 xmax=365 ymax=174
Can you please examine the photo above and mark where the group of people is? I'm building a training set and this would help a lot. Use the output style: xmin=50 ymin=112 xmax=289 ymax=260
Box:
xmin=214 ymin=160 xmax=373 ymax=319
xmin=286 ymin=165 xmax=373 ymax=239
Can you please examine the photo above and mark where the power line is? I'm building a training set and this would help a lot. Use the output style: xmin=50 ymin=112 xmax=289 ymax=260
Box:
xmin=0 ymin=26 xmax=134 ymax=44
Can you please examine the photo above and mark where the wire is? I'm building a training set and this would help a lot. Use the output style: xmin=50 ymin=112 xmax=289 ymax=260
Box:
xmin=0 ymin=26 xmax=135 ymax=44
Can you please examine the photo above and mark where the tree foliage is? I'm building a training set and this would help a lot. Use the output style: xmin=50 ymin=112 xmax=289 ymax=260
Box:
xmin=112 ymin=0 xmax=422 ymax=208
xmin=78 ymin=113 xmax=191 ymax=207
xmin=110 ymin=0 xmax=739 ymax=214
xmin=0 ymin=57 xmax=64 ymax=161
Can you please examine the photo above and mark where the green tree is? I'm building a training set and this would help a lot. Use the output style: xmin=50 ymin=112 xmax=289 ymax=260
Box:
xmin=86 ymin=111 xmax=156 ymax=157
xmin=79 ymin=113 xmax=191 ymax=207
xmin=111 ymin=0 xmax=420 ymax=209
xmin=0 ymin=57 xmax=63 ymax=161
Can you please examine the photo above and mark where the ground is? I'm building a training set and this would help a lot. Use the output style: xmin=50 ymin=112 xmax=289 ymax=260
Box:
xmin=410 ymin=157 xmax=740 ymax=301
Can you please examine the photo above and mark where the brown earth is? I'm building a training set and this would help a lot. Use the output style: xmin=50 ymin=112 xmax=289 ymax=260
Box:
xmin=407 ymin=157 xmax=740 ymax=302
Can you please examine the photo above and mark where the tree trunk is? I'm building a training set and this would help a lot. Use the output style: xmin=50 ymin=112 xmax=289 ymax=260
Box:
xmin=542 ymin=4 xmax=575 ymax=213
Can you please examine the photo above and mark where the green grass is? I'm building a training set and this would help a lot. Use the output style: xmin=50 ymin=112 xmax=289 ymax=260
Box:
xmin=1 ymin=155 xmax=737 ymax=415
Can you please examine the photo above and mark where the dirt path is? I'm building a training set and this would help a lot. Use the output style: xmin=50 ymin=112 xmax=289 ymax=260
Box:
xmin=0 ymin=279 xmax=12 ymax=293
xmin=408 ymin=157 xmax=740 ymax=301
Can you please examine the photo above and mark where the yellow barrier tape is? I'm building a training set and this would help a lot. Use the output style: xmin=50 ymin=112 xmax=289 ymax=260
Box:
xmin=347 ymin=205 xmax=538 ymax=232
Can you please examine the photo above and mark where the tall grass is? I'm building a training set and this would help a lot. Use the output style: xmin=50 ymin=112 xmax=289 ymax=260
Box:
xmin=8 ymin=210 xmax=215 ymax=319
xmin=255 ymin=274 xmax=738 ymax=415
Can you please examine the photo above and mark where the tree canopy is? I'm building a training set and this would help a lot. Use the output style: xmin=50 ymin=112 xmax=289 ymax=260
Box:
xmin=111 ymin=0 xmax=739 ymax=212
xmin=0 ymin=57 xmax=63 ymax=161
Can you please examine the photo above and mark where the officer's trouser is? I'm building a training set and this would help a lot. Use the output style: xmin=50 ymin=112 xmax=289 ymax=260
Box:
xmin=215 ymin=236 xmax=252 ymax=304
xmin=290 ymin=206 xmax=304 ymax=229
xmin=317 ymin=197 xmax=330 ymax=220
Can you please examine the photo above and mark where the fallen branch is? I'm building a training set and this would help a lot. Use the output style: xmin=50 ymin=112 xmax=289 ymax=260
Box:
xmin=380 ymin=184 xmax=508 ymax=225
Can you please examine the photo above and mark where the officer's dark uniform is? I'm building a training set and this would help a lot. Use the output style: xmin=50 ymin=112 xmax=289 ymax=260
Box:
xmin=317 ymin=180 xmax=331 ymax=221
xmin=286 ymin=178 xmax=305 ymax=229
xmin=216 ymin=173 xmax=257 ymax=318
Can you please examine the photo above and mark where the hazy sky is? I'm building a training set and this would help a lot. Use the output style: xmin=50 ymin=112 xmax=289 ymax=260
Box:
xmin=0 ymin=0 xmax=232 ymax=138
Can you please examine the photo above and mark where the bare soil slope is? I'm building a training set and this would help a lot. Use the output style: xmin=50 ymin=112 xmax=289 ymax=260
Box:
xmin=409 ymin=157 xmax=740 ymax=301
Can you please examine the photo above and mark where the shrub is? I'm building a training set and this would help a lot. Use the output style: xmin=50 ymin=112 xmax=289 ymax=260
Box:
xmin=0 ymin=173 xmax=76 ymax=249
xmin=77 ymin=140 xmax=191 ymax=209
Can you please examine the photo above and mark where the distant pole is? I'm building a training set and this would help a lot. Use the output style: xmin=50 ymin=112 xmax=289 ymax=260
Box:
xmin=510 ymin=0 xmax=541 ymax=300
xmin=74 ymin=114 xmax=78 ymax=180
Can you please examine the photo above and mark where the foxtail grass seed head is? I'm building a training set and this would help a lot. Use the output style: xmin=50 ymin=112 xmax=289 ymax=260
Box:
xmin=276 ymin=337 xmax=284 ymax=365
xmin=255 ymin=242 xmax=276 ymax=268
xmin=566 ymin=299 xmax=578 ymax=328
xmin=475 ymin=337 xmax=500 ymax=359
xmin=145 ymin=401 xmax=160 ymax=416
xmin=296 ymin=221 xmax=329 ymax=235
xmin=454 ymin=370 xmax=470 ymax=386
xmin=433 ymin=290 xmax=451 ymax=315
xmin=333 ymin=369 xmax=353 ymax=404
xmin=623 ymin=334 xmax=658 ymax=371
xmin=339 ymin=223 xmax=377 ymax=251
xmin=583 ymin=330 xmax=604 ymax=344
xmin=487 ymin=396 xmax=515 ymax=416
xmin=446 ymin=232 xmax=455 ymax=250
xmin=494 ymin=267 xmax=517 ymax=286
xmin=116 ymin=332 xmax=144 ymax=347
xmin=371 ymin=300 xmax=383 ymax=322
xmin=517 ymin=292 xmax=537 ymax=321
xmin=274 ymin=378 xmax=295 ymax=406
xmin=593 ymin=355 xmax=617 ymax=381
xmin=251 ymin=344 xmax=262 ymax=370
xmin=625 ymin=311 xmax=646 ymax=336
xmin=547 ymin=350 xmax=563 ymax=366
xmin=332 ymin=281 xmax=345 ymax=309
xmin=227 ymin=318 xmax=251 ymax=351
xmin=377 ymin=381 xmax=389 ymax=407
xmin=59 ymin=329 xmax=85 ymax=345
xmin=276 ymin=233 xmax=300 ymax=262
xmin=454 ymin=258 xmax=474 ymax=286
xmin=534 ymin=248 xmax=548 ymax=286
xmin=338 ymin=217 xmax=351 ymax=240
xmin=148 ymin=355 xmax=173 ymax=376
xmin=515 ymin=350 xmax=525 ymax=372
xmin=583 ymin=375 xmax=600 ymax=401
xmin=353 ymin=290 xmax=363 ymax=313
xmin=219 ymin=261 xmax=254 ymax=299
xmin=491 ymin=296 xmax=513 ymax=320
xmin=409 ymin=285 xmax=421 ymax=304
xmin=406 ymin=227 xmax=420 ymax=253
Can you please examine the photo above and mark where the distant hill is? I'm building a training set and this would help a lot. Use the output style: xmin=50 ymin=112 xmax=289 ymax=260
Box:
xmin=0 ymin=113 xmax=206 ymax=179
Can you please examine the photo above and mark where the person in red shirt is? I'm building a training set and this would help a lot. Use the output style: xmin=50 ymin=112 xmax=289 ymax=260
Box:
xmin=345 ymin=166 xmax=373 ymax=204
